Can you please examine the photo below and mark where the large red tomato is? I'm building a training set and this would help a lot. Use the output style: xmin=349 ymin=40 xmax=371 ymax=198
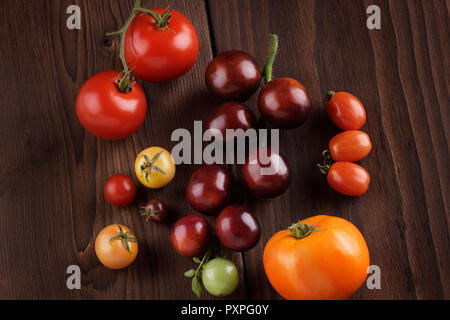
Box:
xmin=76 ymin=70 xmax=147 ymax=140
xmin=124 ymin=9 xmax=199 ymax=82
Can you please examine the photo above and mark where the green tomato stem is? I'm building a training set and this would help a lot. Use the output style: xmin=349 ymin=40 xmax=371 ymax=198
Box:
xmin=105 ymin=0 xmax=171 ymax=93
xmin=263 ymin=34 xmax=279 ymax=84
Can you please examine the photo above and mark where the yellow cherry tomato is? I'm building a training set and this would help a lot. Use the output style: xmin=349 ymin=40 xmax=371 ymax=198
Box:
xmin=95 ymin=224 xmax=138 ymax=269
xmin=135 ymin=147 xmax=176 ymax=189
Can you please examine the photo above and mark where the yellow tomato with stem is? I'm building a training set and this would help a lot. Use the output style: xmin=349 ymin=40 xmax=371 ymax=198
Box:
xmin=95 ymin=224 xmax=138 ymax=269
xmin=135 ymin=147 xmax=176 ymax=189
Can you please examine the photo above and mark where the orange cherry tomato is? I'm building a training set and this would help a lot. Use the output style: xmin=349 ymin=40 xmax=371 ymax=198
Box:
xmin=327 ymin=162 xmax=370 ymax=196
xmin=326 ymin=91 xmax=366 ymax=130
xmin=95 ymin=224 xmax=138 ymax=269
xmin=263 ymin=215 xmax=370 ymax=300
xmin=329 ymin=130 xmax=372 ymax=162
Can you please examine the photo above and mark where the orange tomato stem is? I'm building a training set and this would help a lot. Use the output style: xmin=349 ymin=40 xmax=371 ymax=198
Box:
xmin=288 ymin=223 xmax=316 ymax=239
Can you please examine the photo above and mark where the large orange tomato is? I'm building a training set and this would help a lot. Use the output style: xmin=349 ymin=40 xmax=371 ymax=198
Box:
xmin=263 ymin=215 xmax=369 ymax=300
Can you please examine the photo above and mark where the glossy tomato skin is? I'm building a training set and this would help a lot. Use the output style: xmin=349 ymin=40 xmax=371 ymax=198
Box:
xmin=170 ymin=215 xmax=212 ymax=257
xmin=263 ymin=215 xmax=370 ymax=300
xmin=103 ymin=174 xmax=137 ymax=207
xmin=329 ymin=130 xmax=372 ymax=162
xmin=327 ymin=91 xmax=366 ymax=130
xmin=95 ymin=224 xmax=138 ymax=269
xmin=202 ymin=258 xmax=239 ymax=297
xmin=216 ymin=205 xmax=261 ymax=252
xmin=327 ymin=162 xmax=370 ymax=196
xmin=124 ymin=9 xmax=199 ymax=82
xmin=242 ymin=148 xmax=291 ymax=198
xmin=135 ymin=147 xmax=176 ymax=189
xmin=205 ymin=51 xmax=261 ymax=102
xmin=259 ymin=78 xmax=311 ymax=128
xmin=205 ymin=102 xmax=257 ymax=140
xmin=76 ymin=71 xmax=147 ymax=140
xmin=140 ymin=199 xmax=168 ymax=223
xmin=186 ymin=165 xmax=234 ymax=215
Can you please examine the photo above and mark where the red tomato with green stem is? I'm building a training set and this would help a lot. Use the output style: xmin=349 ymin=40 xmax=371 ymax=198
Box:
xmin=76 ymin=70 xmax=147 ymax=140
xmin=326 ymin=91 xmax=366 ymax=130
xmin=106 ymin=1 xmax=199 ymax=83
xmin=319 ymin=161 xmax=370 ymax=196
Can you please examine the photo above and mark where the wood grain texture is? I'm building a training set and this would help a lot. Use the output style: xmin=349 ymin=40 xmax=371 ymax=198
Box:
xmin=0 ymin=0 xmax=448 ymax=300
xmin=207 ymin=0 xmax=449 ymax=299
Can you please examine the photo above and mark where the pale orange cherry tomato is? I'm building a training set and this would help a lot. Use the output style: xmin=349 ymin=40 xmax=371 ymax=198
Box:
xmin=327 ymin=162 xmax=370 ymax=196
xmin=263 ymin=215 xmax=370 ymax=300
xmin=95 ymin=224 xmax=138 ymax=269
xmin=327 ymin=91 xmax=366 ymax=130
xmin=329 ymin=130 xmax=372 ymax=162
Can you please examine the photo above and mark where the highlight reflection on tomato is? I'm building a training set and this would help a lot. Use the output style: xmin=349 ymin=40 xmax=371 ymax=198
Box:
xmin=76 ymin=70 xmax=147 ymax=140
xmin=124 ymin=8 xmax=199 ymax=82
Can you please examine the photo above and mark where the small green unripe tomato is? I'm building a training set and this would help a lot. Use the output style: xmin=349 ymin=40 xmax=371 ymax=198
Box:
xmin=202 ymin=258 xmax=239 ymax=296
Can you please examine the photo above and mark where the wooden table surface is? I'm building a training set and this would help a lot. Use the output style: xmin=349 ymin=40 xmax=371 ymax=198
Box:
xmin=0 ymin=0 xmax=448 ymax=300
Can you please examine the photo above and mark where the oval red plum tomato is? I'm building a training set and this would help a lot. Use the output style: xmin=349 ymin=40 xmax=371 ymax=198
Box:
xmin=170 ymin=215 xmax=212 ymax=257
xmin=327 ymin=162 xmax=370 ymax=196
xmin=205 ymin=51 xmax=262 ymax=102
xmin=216 ymin=205 xmax=261 ymax=252
xmin=259 ymin=78 xmax=311 ymax=128
xmin=124 ymin=9 xmax=199 ymax=82
xmin=329 ymin=130 xmax=372 ymax=162
xmin=326 ymin=91 xmax=366 ymax=130
xmin=76 ymin=71 xmax=147 ymax=140
xmin=103 ymin=174 xmax=137 ymax=207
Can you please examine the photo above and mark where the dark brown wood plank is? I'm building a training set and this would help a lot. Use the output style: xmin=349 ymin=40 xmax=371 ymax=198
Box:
xmin=207 ymin=0 xmax=449 ymax=299
xmin=0 ymin=0 xmax=247 ymax=299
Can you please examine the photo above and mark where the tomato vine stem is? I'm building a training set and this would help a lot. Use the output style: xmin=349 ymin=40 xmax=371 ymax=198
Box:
xmin=105 ymin=0 xmax=173 ymax=93
xmin=263 ymin=34 xmax=279 ymax=84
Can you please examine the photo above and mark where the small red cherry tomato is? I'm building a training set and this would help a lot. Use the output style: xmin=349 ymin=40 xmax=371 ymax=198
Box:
xmin=329 ymin=130 xmax=372 ymax=162
xmin=103 ymin=174 xmax=137 ymax=206
xmin=76 ymin=71 xmax=147 ymax=140
xmin=327 ymin=162 xmax=370 ymax=196
xmin=326 ymin=91 xmax=366 ymax=130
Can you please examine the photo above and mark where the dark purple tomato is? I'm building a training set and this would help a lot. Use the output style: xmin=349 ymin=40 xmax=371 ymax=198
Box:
xmin=205 ymin=51 xmax=261 ymax=102
xmin=170 ymin=215 xmax=212 ymax=257
xmin=186 ymin=164 xmax=234 ymax=215
xmin=205 ymin=102 xmax=257 ymax=140
xmin=139 ymin=199 xmax=168 ymax=223
xmin=216 ymin=205 xmax=261 ymax=252
xmin=258 ymin=77 xmax=311 ymax=129
xmin=242 ymin=147 xmax=291 ymax=198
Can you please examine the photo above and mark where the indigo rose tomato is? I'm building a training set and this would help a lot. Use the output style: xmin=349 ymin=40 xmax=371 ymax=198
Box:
xmin=205 ymin=51 xmax=262 ymax=102
xmin=205 ymin=102 xmax=257 ymax=140
xmin=95 ymin=224 xmax=138 ymax=269
xmin=202 ymin=258 xmax=239 ymax=297
xmin=242 ymin=148 xmax=291 ymax=198
xmin=76 ymin=71 xmax=147 ymax=140
xmin=326 ymin=91 xmax=366 ymax=130
xmin=216 ymin=205 xmax=261 ymax=252
xmin=103 ymin=174 xmax=137 ymax=207
xmin=327 ymin=162 xmax=370 ymax=196
xmin=186 ymin=165 xmax=234 ymax=215
xmin=329 ymin=130 xmax=372 ymax=162
xmin=139 ymin=199 xmax=168 ymax=223
xmin=170 ymin=215 xmax=212 ymax=257
xmin=263 ymin=215 xmax=370 ymax=300
xmin=124 ymin=9 xmax=199 ymax=82
xmin=259 ymin=78 xmax=311 ymax=128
